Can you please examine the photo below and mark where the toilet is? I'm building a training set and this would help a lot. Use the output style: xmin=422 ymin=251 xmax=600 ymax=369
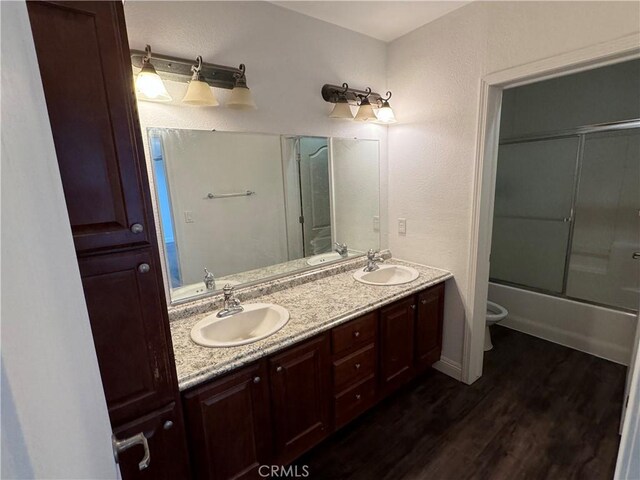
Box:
xmin=485 ymin=301 xmax=508 ymax=351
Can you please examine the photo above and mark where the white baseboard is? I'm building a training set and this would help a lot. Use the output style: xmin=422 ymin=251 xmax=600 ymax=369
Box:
xmin=432 ymin=356 xmax=462 ymax=381
xmin=501 ymin=315 xmax=631 ymax=366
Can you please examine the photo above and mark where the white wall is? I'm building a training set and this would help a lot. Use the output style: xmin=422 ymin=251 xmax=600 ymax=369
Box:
xmin=387 ymin=1 xmax=640 ymax=366
xmin=0 ymin=2 xmax=117 ymax=478
xmin=124 ymin=0 xmax=390 ymax=250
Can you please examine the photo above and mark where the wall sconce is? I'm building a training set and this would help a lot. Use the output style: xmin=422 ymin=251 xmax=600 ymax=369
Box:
xmin=131 ymin=45 xmax=255 ymax=109
xmin=321 ymin=83 xmax=396 ymax=123
xmin=135 ymin=45 xmax=172 ymax=102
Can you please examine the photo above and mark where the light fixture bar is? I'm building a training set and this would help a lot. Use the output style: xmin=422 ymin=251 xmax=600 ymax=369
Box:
xmin=131 ymin=49 xmax=244 ymax=90
xmin=321 ymin=84 xmax=384 ymax=106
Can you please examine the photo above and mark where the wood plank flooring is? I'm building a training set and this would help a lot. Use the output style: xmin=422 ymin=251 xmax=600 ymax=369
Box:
xmin=295 ymin=326 xmax=626 ymax=480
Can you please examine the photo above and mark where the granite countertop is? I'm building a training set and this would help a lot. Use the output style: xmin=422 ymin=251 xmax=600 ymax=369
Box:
xmin=170 ymin=259 xmax=452 ymax=391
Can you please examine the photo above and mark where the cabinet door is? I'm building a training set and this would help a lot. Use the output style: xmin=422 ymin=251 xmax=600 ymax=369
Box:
xmin=78 ymin=248 xmax=176 ymax=425
xmin=183 ymin=363 xmax=272 ymax=480
xmin=379 ymin=297 xmax=415 ymax=395
xmin=269 ymin=335 xmax=331 ymax=464
xmin=415 ymin=284 xmax=445 ymax=372
xmin=27 ymin=1 xmax=151 ymax=253
xmin=113 ymin=402 xmax=190 ymax=480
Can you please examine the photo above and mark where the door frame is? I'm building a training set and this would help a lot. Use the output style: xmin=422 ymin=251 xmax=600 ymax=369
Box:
xmin=463 ymin=33 xmax=640 ymax=385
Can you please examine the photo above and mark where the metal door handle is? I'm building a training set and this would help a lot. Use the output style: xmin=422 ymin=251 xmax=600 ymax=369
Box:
xmin=633 ymin=252 xmax=640 ymax=260
xmin=112 ymin=433 xmax=150 ymax=471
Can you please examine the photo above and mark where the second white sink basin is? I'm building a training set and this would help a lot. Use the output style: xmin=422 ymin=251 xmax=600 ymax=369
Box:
xmin=190 ymin=303 xmax=289 ymax=348
xmin=353 ymin=264 xmax=420 ymax=286
xmin=307 ymin=251 xmax=352 ymax=266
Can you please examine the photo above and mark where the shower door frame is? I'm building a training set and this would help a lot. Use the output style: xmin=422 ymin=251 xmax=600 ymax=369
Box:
xmin=490 ymin=120 xmax=640 ymax=313
xmin=464 ymin=33 xmax=640 ymax=386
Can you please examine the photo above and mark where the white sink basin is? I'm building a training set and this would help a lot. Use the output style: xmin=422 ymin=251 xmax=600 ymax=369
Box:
xmin=353 ymin=264 xmax=420 ymax=286
xmin=306 ymin=251 xmax=352 ymax=266
xmin=190 ymin=303 xmax=289 ymax=348
xmin=172 ymin=280 xmax=240 ymax=302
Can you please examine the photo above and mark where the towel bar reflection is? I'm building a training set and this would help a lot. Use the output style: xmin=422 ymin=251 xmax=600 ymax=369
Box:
xmin=206 ymin=190 xmax=255 ymax=199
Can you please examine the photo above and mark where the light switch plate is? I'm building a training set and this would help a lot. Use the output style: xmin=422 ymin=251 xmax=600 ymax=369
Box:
xmin=184 ymin=211 xmax=194 ymax=223
xmin=398 ymin=218 xmax=406 ymax=235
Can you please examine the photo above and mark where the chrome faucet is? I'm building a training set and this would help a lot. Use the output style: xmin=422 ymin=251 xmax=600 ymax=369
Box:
xmin=216 ymin=284 xmax=244 ymax=318
xmin=363 ymin=249 xmax=384 ymax=272
xmin=204 ymin=268 xmax=216 ymax=291
xmin=334 ymin=242 xmax=348 ymax=257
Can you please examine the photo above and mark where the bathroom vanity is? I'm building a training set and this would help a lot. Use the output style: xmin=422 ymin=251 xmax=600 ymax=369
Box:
xmin=169 ymin=259 xmax=450 ymax=478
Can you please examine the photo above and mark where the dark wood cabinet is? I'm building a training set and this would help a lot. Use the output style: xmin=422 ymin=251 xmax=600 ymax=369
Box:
xmin=269 ymin=335 xmax=331 ymax=465
xmin=415 ymin=284 xmax=445 ymax=372
xmin=78 ymin=248 xmax=176 ymax=425
xmin=27 ymin=1 xmax=150 ymax=254
xmin=113 ymin=402 xmax=190 ymax=480
xmin=183 ymin=362 xmax=272 ymax=480
xmin=379 ymin=297 xmax=416 ymax=395
xmin=27 ymin=2 xmax=189 ymax=478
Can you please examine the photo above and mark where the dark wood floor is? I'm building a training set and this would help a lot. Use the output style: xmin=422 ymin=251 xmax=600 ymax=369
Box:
xmin=295 ymin=326 xmax=626 ymax=480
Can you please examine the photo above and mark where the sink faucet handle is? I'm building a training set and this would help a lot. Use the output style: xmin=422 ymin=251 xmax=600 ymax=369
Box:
xmin=222 ymin=284 xmax=235 ymax=296
xmin=203 ymin=268 xmax=216 ymax=291
xmin=367 ymin=249 xmax=378 ymax=259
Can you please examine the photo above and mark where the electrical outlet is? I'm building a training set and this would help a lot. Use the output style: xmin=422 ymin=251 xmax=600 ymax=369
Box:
xmin=373 ymin=215 xmax=380 ymax=232
xmin=184 ymin=211 xmax=194 ymax=223
xmin=398 ymin=218 xmax=407 ymax=235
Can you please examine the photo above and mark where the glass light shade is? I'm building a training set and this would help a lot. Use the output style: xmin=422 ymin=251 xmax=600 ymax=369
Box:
xmin=135 ymin=64 xmax=171 ymax=102
xmin=227 ymin=86 xmax=256 ymax=110
xmin=354 ymin=102 xmax=376 ymax=122
xmin=182 ymin=79 xmax=219 ymax=106
xmin=375 ymin=103 xmax=397 ymax=124
xmin=329 ymin=102 xmax=354 ymax=119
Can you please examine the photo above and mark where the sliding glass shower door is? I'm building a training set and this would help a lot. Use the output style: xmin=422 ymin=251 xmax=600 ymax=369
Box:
xmin=490 ymin=125 xmax=640 ymax=312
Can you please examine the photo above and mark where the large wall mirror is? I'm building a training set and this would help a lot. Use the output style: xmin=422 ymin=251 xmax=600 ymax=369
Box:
xmin=147 ymin=128 xmax=380 ymax=303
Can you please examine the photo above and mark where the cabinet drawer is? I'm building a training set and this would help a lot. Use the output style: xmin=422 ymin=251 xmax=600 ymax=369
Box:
xmin=333 ymin=343 xmax=376 ymax=393
xmin=332 ymin=312 xmax=377 ymax=355
xmin=334 ymin=376 xmax=376 ymax=428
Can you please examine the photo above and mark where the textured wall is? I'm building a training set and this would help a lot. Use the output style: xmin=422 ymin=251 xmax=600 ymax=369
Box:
xmin=387 ymin=1 xmax=640 ymax=365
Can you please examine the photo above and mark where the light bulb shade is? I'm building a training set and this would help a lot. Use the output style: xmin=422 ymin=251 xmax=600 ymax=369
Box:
xmin=375 ymin=102 xmax=397 ymax=123
xmin=354 ymin=102 xmax=376 ymax=122
xmin=329 ymin=102 xmax=354 ymax=119
xmin=227 ymin=85 xmax=256 ymax=110
xmin=135 ymin=64 xmax=171 ymax=102
xmin=182 ymin=79 xmax=219 ymax=106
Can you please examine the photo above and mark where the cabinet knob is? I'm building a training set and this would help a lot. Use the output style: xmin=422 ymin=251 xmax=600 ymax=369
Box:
xmin=130 ymin=223 xmax=144 ymax=234
xmin=410 ymin=304 xmax=416 ymax=310
xmin=421 ymin=299 xmax=427 ymax=305
xmin=163 ymin=420 xmax=173 ymax=430
xmin=137 ymin=263 xmax=150 ymax=274
xmin=276 ymin=366 xmax=283 ymax=373
xmin=253 ymin=376 xmax=261 ymax=383
xmin=354 ymin=363 xmax=361 ymax=370
xmin=353 ymin=331 xmax=360 ymax=338
xmin=355 ymin=394 xmax=361 ymax=400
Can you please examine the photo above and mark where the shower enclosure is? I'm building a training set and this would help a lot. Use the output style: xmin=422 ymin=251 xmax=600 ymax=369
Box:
xmin=490 ymin=122 xmax=640 ymax=312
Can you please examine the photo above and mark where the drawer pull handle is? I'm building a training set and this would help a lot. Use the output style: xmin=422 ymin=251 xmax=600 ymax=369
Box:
xmin=355 ymin=394 xmax=361 ymax=400
xmin=138 ymin=263 xmax=150 ymax=274
xmin=163 ymin=420 xmax=173 ymax=430
xmin=253 ymin=376 xmax=261 ymax=383
xmin=354 ymin=363 xmax=361 ymax=370
xmin=410 ymin=304 xmax=416 ymax=310
xmin=421 ymin=299 xmax=427 ymax=305
xmin=353 ymin=331 xmax=360 ymax=338
xmin=276 ymin=366 xmax=283 ymax=373
xmin=130 ymin=223 xmax=144 ymax=234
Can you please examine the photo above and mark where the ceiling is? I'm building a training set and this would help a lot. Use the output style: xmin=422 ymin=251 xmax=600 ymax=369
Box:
xmin=271 ymin=1 xmax=470 ymax=42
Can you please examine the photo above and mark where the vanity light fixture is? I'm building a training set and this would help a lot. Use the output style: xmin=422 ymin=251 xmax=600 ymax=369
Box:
xmin=131 ymin=45 xmax=254 ymax=108
xmin=182 ymin=56 xmax=219 ymax=106
xmin=328 ymin=83 xmax=354 ymax=119
xmin=375 ymin=92 xmax=397 ymax=124
xmin=321 ymin=83 xmax=395 ymax=123
xmin=135 ymin=45 xmax=172 ymax=102
xmin=227 ymin=64 xmax=257 ymax=110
